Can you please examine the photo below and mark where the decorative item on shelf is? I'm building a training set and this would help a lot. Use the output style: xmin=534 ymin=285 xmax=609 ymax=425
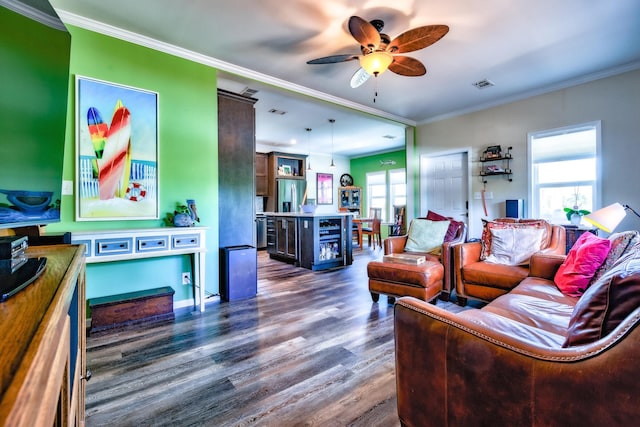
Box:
xmin=482 ymin=145 xmax=502 ymax=160
xmin=165 ymin=200 xmax=200 ymax=227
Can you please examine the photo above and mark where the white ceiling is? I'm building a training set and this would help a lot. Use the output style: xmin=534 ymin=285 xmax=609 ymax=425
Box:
xmin=49 ymin=0 xmax=640 ymax=158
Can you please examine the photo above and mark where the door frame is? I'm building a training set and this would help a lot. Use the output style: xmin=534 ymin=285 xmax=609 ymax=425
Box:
xmin=419 ymin=147 xmax=473 ymax=232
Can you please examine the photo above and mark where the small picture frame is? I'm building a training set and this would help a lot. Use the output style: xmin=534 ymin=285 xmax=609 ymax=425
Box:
xmin=281 ymin=165 xmax=292 ymax=176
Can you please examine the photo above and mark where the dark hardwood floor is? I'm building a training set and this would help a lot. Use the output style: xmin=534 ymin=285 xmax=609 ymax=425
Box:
xmin=85 ymin=248 xmax=468 ymax=426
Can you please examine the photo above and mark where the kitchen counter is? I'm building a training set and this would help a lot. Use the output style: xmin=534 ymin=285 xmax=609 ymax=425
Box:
xmin=263 ymin=211 xmax=355 ymax=217
xmin=265 ymin=213 xmax=353 ymax=270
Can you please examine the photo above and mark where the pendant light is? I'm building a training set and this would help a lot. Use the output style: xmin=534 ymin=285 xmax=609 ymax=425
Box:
xmin=329 ymin=119 xmax=335 ymax=168
xmin=306 ymin=127 xmax=312 ymax=171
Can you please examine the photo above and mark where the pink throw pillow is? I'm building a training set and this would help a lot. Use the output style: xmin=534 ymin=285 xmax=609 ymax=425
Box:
xmin=554 ymin=232 xmax=611 ymax=297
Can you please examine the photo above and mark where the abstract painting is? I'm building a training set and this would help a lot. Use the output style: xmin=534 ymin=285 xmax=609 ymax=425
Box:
xmin=316 ymin=173 xmax=333 ymax=205
xmin=76 ymin=76 xmax=159 ymax=220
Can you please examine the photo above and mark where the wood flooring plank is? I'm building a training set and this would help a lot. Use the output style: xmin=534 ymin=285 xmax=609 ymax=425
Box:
xmin=85 ymin=249 xmax=469 ymax=426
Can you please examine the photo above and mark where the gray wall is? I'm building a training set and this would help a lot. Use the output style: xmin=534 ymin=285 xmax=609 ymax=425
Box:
xmin=414 ymin=68 xmax=640 ymax=238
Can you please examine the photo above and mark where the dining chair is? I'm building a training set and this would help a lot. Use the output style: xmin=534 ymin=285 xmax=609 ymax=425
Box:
xmin=362 ymin=208 xmax=382 ymax=249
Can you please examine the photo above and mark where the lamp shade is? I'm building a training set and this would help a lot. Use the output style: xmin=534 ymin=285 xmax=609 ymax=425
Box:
xmin=584 ymin=202 xmax=627 ymax=233
xmin=359 ymin=52 xmax=393 ymax=76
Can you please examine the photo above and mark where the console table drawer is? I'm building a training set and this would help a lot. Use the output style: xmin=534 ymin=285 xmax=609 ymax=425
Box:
xmin=137 ymin=235 xmax=169 ymax=253
xmin=95 ymin=238 xmax=133 ymax=256
xmin=172 ymin=234 xmax=201 ymax=249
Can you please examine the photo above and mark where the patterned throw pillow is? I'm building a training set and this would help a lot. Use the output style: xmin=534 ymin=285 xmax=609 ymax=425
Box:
xmin=425 ymin=210 xmax=464 ymax=242
xmin=589 ymin=230 xmax=640 ymax=286
xmin=480 ymin=219 xmax=550 ymax=261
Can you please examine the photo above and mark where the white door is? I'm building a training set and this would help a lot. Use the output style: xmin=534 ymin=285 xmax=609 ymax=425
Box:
xmin=420 ymin=152 xmax=468 ymax=223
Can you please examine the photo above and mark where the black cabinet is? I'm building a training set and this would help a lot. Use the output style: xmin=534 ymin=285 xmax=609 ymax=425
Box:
xmin=267 ymin=216 xmax=298 ymax=262
xmin=299 ymin=215 xmax=353 ymax=270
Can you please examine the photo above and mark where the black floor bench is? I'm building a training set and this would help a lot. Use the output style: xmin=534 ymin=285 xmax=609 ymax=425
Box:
xmin=89 ymin=286 xmax=175 ymax=333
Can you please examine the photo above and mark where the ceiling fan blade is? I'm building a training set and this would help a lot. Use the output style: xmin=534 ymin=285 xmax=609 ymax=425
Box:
xmin=348 ymin=16 xmax=381 ymax=51
xmin=350 ymin=68 xmax=371 ymax=88
xmin=387 ymin=25 xmax=449 ymax=54
xmin=307 ymin=54 xmax=359 ymax=64
xmin=388 ymin=56 xmax=427 ymax=76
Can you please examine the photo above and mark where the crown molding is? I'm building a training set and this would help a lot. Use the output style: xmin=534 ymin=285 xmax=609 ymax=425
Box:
xmin=56 ymin=9 xmax=416 ymax=128
xmin=1 ymin=0 xmax=67 ymax=30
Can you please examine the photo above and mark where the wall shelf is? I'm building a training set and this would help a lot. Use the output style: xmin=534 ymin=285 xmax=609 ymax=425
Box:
xmin=480 ymin=146 xmax=513 ymax=183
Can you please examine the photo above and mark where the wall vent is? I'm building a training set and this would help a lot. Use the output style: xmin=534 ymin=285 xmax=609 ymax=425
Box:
xmin=268 ymin=108 xmax=287 ymax=115
xmin=382 ymin=135 xmax=396 ymax=139
xmin=472 ymin=79 xmax=495 ymax=89
xmin=241 ymin=87 xmax=259 ymax=97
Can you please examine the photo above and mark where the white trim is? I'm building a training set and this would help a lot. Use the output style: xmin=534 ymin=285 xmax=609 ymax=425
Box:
xmin=55 ymin=9 xmax=416 ymax=128
xmin=1 ymin=0 xmax=67 ymax=30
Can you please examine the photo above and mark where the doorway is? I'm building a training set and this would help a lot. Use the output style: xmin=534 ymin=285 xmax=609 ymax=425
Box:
xmin=420 ymin=151 xmax=469 ymax=223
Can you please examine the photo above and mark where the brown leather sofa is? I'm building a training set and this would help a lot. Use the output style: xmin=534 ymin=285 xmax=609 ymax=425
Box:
xmin=453 ymin=220 xmax=565 ymax=306
xmin=394 ymin=237 xmax=640 ymax=427
xmin=367 ymin=222 xmax=467 ymax=303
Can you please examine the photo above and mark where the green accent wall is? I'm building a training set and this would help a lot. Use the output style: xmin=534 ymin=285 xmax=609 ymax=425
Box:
xmin=45 ymin=26 xmax=219 ymax=302
xmin=350 ymin=150 xmax=406 ymax=238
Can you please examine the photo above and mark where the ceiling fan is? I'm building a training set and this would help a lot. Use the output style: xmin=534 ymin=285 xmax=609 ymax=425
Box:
xmin=307 ymin=16 xmax=449 ymax=88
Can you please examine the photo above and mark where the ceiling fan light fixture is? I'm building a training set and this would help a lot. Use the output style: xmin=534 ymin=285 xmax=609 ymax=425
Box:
xmin=359 ymin=51 xmax=393 ymax=76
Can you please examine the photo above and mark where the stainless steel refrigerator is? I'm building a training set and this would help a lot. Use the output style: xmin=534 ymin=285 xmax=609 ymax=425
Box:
xmin=276 ymin=179 xmax=307 ymax=212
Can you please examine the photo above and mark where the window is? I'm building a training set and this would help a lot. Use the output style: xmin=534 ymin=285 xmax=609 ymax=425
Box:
xmin=528 ymin=122 xmax=600 ymax=223
xmin=366 ymin=169 xmax=406 ymax=222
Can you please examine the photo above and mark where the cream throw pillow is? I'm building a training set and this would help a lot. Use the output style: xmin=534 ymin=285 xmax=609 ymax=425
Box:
xmin=485 ymin=227 xmax=544 ymax=265
xmin=404 ymin=219 xmax=450 ymax=254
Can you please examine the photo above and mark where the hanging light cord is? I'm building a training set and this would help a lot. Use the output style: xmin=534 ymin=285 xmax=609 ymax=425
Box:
xmin=329 ymin=119 xmax=335 ymax=167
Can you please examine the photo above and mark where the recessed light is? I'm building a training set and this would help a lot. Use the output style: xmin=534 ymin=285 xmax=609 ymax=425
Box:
xmin=268 ymin=108 xmax=287 ymax=115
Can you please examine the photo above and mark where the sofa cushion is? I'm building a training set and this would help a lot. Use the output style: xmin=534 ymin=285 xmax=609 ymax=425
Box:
xmin=425 ymin=210 xmax=464 ymax=243
xmin=554 ymin=232 xmax=611 ymax=297
xmin=482 ymin=293 xmax=575 ymax=337
xmin=480 ymin=219 xmax=550 ymax=261
xmin=462 ymin=261 xmax=529 ymax=290
xmin=485 ymin=226 xmax=545 ymax=266
xmin=563 ymin=242 xmax=640 ymax=347
xmin=404 ymin=219 xmax=450 ymax=254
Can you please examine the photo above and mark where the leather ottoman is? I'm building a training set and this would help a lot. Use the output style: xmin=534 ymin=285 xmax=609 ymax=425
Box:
xmin=367 ymin=259 xmax=444 ymax=303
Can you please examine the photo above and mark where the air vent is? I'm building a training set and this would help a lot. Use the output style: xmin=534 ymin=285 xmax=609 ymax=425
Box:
xmin=241 ymin=87 xmax=259 ymax=97
xmin=268 ymin=108 xmax=287 ymax=115
xmin=382 ymin=135 xmax=396 ymax=139
xmin=472 ymin=79 xmax=495 ymax=89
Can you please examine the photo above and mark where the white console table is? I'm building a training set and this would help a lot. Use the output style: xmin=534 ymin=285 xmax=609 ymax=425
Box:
xmin=71 ymin=227 xmax=207 ymax=312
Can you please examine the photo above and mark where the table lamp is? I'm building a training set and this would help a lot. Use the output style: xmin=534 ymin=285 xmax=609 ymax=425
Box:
xmin=584 ymin=203 xmax=640 ymax=233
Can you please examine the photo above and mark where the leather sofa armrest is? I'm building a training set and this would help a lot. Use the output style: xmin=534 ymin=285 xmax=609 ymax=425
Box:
xmin=384 ymin=235 xmax=408 ymax=255
xmin=529 ymin=253 xmax=566 ymax=280
xmin=453 ymin=240 xmax=482 ymax=267
xmin=539 ymin=224 xmax=567 ymax=256
xmin=394 ymin=297 xmax=640 ymax=427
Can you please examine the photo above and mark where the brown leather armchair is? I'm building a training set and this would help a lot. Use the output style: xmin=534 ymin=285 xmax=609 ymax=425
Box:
xmin=453 ymin=221 xmax=565 ymax=306
xmin=367 ymin=222 xmax=467 ymax=302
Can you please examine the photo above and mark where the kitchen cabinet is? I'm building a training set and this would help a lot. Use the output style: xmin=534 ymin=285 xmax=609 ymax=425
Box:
xmin=299 ymin=215 xmax=353 ymax=270
xmin=339 ymin=186 xmax=362 ymax=214
xmin=266 ymin=213 xmax=353 ymax=270
xmin=256 ymin=152 xmax=268 ymax=196
xmin=0 ymin=244 xmax=86 ymax=426
xmin=266 ymin=152 xmax=307 ymax=212
xmin=267 ymin=216 xmax=298 ymax=261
